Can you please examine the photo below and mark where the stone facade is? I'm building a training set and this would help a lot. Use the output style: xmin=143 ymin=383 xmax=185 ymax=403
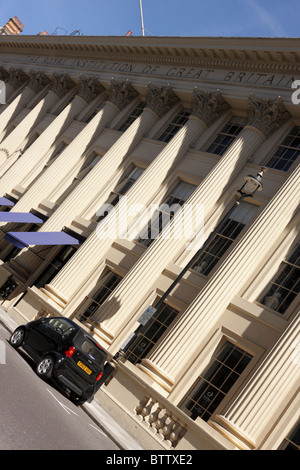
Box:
xmin=0 ymin=34 xmax=299 ymax=450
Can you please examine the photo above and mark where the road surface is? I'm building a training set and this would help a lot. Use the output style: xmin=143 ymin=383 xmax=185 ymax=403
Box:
xmin=0 ymin=324 xmax=120 ymax=450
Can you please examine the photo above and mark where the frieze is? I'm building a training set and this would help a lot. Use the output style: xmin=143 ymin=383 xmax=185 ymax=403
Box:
xmin=21 ymin=55 xmax=300 ymax=89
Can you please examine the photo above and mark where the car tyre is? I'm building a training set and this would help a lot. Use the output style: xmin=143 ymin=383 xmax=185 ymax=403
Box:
xmin=9 ymin=328 xmax=25 ymax=348
xmin=36 ymin=356 xmax=54 ymax=380
xmin=70 ymin=393 xmax=86 ymax=406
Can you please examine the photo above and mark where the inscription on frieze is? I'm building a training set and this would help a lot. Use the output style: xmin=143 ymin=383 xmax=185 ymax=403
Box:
xmin=21 ymin=55 xmax=300 ymax=89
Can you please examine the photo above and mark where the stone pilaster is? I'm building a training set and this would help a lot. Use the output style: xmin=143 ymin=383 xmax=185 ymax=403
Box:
xmin=31 ymin=89 xmax=228 ymax=318
xmin=211 ymin=312 xmax=300 ymax=449
xmin=77 ymin=94 xmax=290 ymax=347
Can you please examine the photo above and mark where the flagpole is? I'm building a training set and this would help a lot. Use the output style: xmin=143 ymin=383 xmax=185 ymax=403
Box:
xmin=139 ymin=0 xmax=145 ymax=36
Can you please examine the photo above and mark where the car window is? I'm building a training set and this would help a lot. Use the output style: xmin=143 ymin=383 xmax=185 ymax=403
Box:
xmin=45 ymin=318 xmax=76 ymax=337
xmin=73 ymin=333 xmax=106 ymax=365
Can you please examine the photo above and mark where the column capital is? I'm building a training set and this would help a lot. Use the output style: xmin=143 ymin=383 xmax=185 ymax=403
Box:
xmin=107 ymin=79 xmax=138 ymax=111
xmin=145 ymin=83 xmax=179 ymax=118
xmin=76 ymin=74 xmax=105 ymax=104
xmin=191 ymin=88 xmax=229 ymax=127
xmin=0 ymin=66 xmax=10 ymax=82
xmin=27 ymin=70 xmax=51 ymax=93
xmin=50 ymin=72 xmax=76 ymax=98
xmin=7 ymin=67 xmax=28 ymax=90
xmin=246 ymin=94 xmax=290 ymax=138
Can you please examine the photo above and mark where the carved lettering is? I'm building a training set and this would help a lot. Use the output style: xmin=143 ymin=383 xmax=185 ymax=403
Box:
xmin=22 ymin=56 xmax=300 ymax=89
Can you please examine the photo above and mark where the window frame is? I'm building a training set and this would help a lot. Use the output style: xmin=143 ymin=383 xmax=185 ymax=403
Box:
xmin=34 ymin=244 xmax=79 ymax=289
xmin=126 ymin=301 xmax=181 ymax=365
xmin=137 ymin=180 xmax=197 ymax=248
xmin=191 ymin=200 xmax=259 ymax=277
xmin=279 ymin=421 xmax=300 ymax=450
xmin=256 ymin=241 xmax=300 ymax=316
xmin=94 ymin=164 xmax=145 ymax=222
xmin=157 ymin=108 xmax=191 ymax=143
xmin=205 ymin=116 xmax=246 ymax=156
xmin=265 ymin=125 xmax=300 ymax=172
xmin=176 ymin=331 xmax=258 ymax=423
xmin=118 ymin=101 xmax=146 ymax=132
xmin=76 ymin=268 xmax=123 ymax=322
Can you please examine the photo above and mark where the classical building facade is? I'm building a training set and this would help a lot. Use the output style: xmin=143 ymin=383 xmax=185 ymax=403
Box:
xmin=0 ymin=34 xmax=299 ymax=450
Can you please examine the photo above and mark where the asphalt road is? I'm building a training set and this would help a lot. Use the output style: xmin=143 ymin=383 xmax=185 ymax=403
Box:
xmin=0 ymin=324 xmax=120 ymax=450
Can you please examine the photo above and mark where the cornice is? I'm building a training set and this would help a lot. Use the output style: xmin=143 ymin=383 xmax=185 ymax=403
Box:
xmin=0 ymin=35 xmax=299 ymax=73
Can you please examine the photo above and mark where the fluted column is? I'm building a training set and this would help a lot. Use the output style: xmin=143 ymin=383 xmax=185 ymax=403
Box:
xmin=138 ymin=164 xmax=299 ymax=393
xmin=0 ymin=73 xmax=69 ymax=167
xmin=81 ymin=94 xmax=291 ymax=345
xmin=8 ymin=83 xmax=178 ymax=273
xmin=4 ymin=79 xmax=136 ymax=216
xmin=0 ymin=70 xmax=50 ymax=141
xmin=211 ymin=312 xmax=300 ymax=449
xmin=36 ymin=89 xmax=228 ymax=311
xmin=35 ymin=82 xmax=179 ymax=228
xmin=0 ymin=75 xmax=103 ymax=196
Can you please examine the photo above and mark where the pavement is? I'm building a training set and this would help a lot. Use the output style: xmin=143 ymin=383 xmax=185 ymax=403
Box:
xmin=0 ymin=307 xmax=144 ymax=451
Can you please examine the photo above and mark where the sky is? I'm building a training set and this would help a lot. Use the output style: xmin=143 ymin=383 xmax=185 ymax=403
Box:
xmin=0 ymin=0 xmax=299 ymax=38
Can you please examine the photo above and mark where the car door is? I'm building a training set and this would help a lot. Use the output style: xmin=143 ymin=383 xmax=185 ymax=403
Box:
xmin=25 ymin=318 xmax=61 ymax=355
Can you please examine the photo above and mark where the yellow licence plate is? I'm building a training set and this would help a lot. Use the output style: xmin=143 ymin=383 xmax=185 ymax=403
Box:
xmin=77 ymin=360 xmax=92 ymax=375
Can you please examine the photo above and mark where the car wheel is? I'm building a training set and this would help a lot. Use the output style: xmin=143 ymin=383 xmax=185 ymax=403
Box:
xmin=36 ymin=356 xmax=54 ymax=380
xmin=70 ymin=393 xmax=86 ymax=406
xmin=9 ymin=328 xmax=25 ymax=348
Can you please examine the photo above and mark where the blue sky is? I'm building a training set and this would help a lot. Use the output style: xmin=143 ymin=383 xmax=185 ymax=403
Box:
xmin=0 ymin=0 xmax=299 ymax=38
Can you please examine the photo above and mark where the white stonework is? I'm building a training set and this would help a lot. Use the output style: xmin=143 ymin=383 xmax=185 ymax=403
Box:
xmin=0 ymin=34 xmax=299 ymax=451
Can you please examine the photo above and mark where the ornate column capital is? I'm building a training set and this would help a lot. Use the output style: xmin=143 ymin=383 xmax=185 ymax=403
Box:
xmin=107 ymin=79 xmax=138 ymax=111
xmin=76 ymin=75 xmax=105 ymax=104
xmin=246 ymin=94 xmax=291 ymax=138
xmin=0 ymin=66 xmax=10 ymax=82
xmin=191 ymin=88 xmax=229 ymax=127
xmin=27 ymin=70 xmax=51 ymax=93
xmin=50 ymin=72 xmax=76 ymax=98
xmin=145 ymin=83 xmax=179 ymax=118
xmin=7 ymin=67 xmax=28 ymax=90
